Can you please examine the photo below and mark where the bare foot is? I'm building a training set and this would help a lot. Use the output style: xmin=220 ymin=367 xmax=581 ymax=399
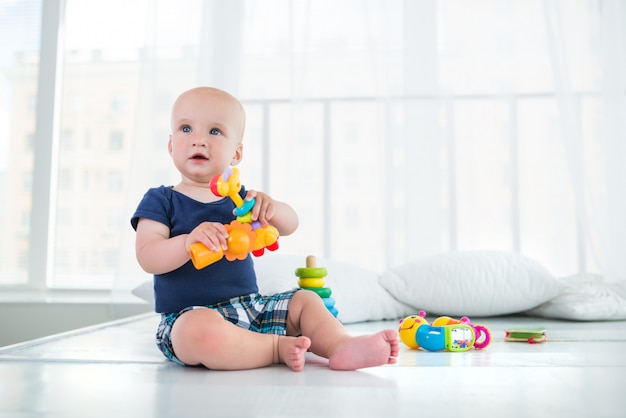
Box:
xmin=278 ymin=336 xmax=311 ymax=372
xmin=328 ymin=330 xmax=399 ymax=371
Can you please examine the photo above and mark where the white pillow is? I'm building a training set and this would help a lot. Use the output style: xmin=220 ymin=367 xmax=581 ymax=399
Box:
xmin=131 ymin=280 xmax=153 ymax=305
xmin=379 ymin=251 xmax=565 ymax=317
xmin=254 ymin=254 xmax=413 ymax=323
xmin=131 ymin=253 xmax=413 ymax=323
xmin=527 ymin=273 xmax=626 ymax=320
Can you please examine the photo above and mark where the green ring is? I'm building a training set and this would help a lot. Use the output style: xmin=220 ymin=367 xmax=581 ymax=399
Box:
xmin=302 ymin=287 xmax=332 ymax=298
xmin=295 ymin=267 xmax=327 ymax=278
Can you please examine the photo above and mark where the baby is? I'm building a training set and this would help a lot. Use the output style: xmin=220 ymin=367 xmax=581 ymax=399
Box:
xmin=131 ymin=86 xmax=399 ymax=371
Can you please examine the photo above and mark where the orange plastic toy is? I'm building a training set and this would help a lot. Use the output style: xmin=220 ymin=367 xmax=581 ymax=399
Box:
xmin=189 ymin=167 xmax=279 ymax=269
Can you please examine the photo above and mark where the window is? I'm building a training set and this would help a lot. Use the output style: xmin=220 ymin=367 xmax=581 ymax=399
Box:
xmin=1 ymin=0 xmax=620 ymax=291
xmin=109 ymin=131 xmax=124 ymax=151
xmin=107 ymin=171 xmax=122 ymax=192
xmin=110 ymin=95 xmax=125 ymax=113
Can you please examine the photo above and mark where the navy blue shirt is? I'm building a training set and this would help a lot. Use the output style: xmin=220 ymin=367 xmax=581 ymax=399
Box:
xmin=131 ymin=185 xmax=258 ymax=313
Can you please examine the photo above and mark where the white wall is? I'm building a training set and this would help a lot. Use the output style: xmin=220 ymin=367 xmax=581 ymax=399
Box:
xmin=0 ymin=302 xmax=151 ymax=347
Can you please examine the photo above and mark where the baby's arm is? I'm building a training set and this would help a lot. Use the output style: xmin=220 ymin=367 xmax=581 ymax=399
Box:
xmin=246 ymin=190 xmax=299 ymax=236
xmin=135 ymin=218 xmax=228 ymax=275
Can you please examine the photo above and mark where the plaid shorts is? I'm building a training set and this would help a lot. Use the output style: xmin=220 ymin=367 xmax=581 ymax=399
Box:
xmin=156 ymin=290 xmax=298 ymax=366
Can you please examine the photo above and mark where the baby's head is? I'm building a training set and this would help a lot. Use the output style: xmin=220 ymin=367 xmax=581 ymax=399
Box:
xmin=169 ymin=87 xmax=247 ymax=181
xmin=171 ymin=87 xmax=246 ymax=144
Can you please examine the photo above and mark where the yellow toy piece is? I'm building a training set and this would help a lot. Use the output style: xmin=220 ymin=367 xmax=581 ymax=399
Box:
xmin=432 ymin=316 xmax=466 ymax=326
xmin=398 ymin=314 xmax=429 ymax=349
xmin=298 ymin=277 xmax=325 ymax=288
xmin=212 ymin=167 xmax=244 ymax=207
xmin=237 ymin=212 xmax=253 ymax=224
xmin=252 ymin=225 xmax=279 ymax=255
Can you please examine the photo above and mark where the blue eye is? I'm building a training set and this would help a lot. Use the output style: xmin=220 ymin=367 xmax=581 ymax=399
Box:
xmin=182 ymin=125 xmax=191 ymax=133
xmin=210 ymin=128 xmax=221 ymax=135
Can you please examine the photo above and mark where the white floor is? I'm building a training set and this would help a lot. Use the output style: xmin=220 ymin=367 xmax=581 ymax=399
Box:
xmin=1 ymin=313 xmax=625 ymax=418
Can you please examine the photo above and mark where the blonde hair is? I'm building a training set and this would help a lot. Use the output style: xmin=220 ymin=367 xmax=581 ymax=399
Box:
xmin=171 ymin=87 xmax=246 ymax=142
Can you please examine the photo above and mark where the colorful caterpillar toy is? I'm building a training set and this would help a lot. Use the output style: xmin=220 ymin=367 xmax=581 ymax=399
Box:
xmin=398 ymin=311 xmax=492 ymax=352
xmin=189 ymin=167 xmax=279 ymax=269
xmin=295 ymin=255 xmax=339 ymax=318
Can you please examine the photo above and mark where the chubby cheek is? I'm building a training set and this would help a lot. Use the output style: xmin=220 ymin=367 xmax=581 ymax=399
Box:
xmin=169 ymin=148 xmax=190 ymax=170
xmin=169 ymin=139 xmax=189 ymax=162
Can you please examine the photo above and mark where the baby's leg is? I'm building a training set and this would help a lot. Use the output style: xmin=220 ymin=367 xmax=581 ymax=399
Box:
xmin=327 ymin=330 xmax=400 ymax=370
xmin=287 ymin=290 xmax=399 ymax=370
xmin=171 ymin=308 xmax=311 ymax=371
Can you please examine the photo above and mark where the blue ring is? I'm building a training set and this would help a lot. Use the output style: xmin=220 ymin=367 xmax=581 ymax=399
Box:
xmin=234 ymin=198 xmax=255 ymax=217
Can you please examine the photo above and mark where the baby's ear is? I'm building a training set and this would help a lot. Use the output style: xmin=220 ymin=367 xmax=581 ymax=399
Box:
xmin=231 ymin=143 xmax=243 ymax=165
xmin=167 ymin=135 xmax=173 ymax=155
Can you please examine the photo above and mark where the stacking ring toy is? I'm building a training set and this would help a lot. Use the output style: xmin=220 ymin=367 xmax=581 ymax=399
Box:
xmin=295 ymin=255 xmax=339 ymax=318
xmin=322 ymin=297 xmax=336 ymax=309
xmin=298 ymin=278 xmax=325 ymax=288
xmin=305 ymin=287 xmax=332 ymax=298
xmin=294 ymin=267 xmax=328 ymax=278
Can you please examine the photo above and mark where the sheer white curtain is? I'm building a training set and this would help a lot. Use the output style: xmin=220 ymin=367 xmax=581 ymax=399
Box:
xmin=113 ymin=0 xmax=626 ymax=309
xmin=545 ymin=0 xmax=626 ymax=286
xmin=595 ymin=0 xmax=626 ymax=285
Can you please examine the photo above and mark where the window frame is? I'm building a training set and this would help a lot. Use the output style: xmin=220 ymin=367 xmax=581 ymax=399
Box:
xmin=28 ymin=0 xmax=64 ymax=290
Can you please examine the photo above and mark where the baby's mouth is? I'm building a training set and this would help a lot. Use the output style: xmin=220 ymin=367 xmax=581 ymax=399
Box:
xmin=190 ymin=153 xmax=208 ymax=160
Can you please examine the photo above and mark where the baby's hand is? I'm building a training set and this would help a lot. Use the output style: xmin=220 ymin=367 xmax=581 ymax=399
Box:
xmin=186 ymin=221 xmax=229 ymax=252
xmin=246 ymin=190 xmax=276 ymax=226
